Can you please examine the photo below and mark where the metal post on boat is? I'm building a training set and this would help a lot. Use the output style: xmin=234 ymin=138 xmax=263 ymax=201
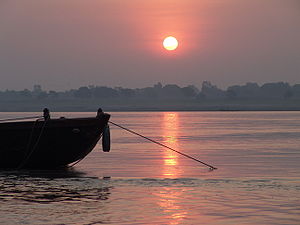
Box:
xmin=96 ymin=108 xmax=104 ymax=118
xmin=96 ymin=108 xmax=111 ymax=152
xmin=43 ymin=108 xmax=50 ymax=120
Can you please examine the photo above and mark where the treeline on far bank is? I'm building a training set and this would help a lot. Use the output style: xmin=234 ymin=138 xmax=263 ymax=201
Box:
xmin=1 ymin=81 xmax=300 ymax=101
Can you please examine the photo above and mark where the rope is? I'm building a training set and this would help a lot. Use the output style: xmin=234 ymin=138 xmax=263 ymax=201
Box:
xmin=108 ymin=121 xmax=217 ymax=170
xmin=0 ymin=116 xmax=43 ymax=123
xmin=17 ymin=118 xmax=49 ymax=169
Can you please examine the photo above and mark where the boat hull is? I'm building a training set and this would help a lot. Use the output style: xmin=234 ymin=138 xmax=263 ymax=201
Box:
xmin=0 ymin=114 xmax=110 ymax=169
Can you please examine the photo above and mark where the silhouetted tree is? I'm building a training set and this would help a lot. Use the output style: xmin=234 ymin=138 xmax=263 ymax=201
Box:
xmin=292 ymin=84 xmax=300 ymax=98
xmin=93 ymin=86 xmax=118 ymax=98
xmin=19 ymin=89 xmax=32 ymax=98
xmin=196 ymin=92 xmax=206 ymax=100
xmin=260 ymin=82 xmax=291 ymax=98
xmin=74 ymin=86 xmax=92 ymax=98
xmin=48 ymin=90 xmax=59 ymax=98
xmin=227 ymin=82 xmax=260 ymax=98
xmin=37 ymin=91 xmax=48 ymax=99
xmin=138 ymin=87 xmax=157 ymax=98
xmin=226 ymin=89 xmax=237 ymax=99
xmin=181 ymin=85 xmax=198 ymax=98
xmin=284 ymin=90 xmax=294 ymax=99
xmin=33 ymin=84 xmax=42 ymax=93
xmin=153 ymin=82 xmax=163 ymax=90
xmin=162 ymin=84 xmax=183 ymax=98
xmin=117 ymin=87 xmax=135 ymax=98
xmin=201 ymin=81 xmax=225 ymax=99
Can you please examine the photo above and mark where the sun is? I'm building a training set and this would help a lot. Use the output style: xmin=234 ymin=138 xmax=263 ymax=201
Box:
xmin=163 ymin=36 xmax=178 ymax=51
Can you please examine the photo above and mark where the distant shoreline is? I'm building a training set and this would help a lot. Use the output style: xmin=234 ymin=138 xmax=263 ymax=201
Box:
xmin=1 ymin=100 xmax=300 ymax=112
xmin=1 ymin=108 xmax=300 ymax=112
xmin=1 ymin=82 xmax=300 ymax=112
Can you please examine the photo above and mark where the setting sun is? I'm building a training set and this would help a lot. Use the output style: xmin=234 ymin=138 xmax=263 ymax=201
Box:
xmin=163 ymin=36 xmax=178 ymax=51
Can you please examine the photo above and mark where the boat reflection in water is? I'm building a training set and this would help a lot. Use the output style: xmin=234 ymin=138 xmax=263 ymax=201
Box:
xmin=0 ymin=168 xmax=112 ymax=204
xmin=0 ymin=168 xmax=113 ymax=224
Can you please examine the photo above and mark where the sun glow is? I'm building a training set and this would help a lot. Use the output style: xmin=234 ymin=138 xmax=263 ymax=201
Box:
xmin=163 ymin=36 xmax=178 ymax=51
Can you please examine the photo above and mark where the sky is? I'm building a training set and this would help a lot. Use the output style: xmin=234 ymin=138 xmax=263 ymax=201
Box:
xmin=0 ymin=0 xmax=299 ymax=90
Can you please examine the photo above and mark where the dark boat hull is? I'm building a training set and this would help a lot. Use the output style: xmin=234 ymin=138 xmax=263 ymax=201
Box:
xmin=0 ymin=114 xmax=110 ymax=169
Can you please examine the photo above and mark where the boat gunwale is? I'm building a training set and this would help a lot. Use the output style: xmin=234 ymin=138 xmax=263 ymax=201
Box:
xmin=0 ymin=114 xmax=110 ymax=129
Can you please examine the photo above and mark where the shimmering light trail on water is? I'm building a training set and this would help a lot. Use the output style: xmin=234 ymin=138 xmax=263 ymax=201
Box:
xmin=109 ymin=113 xmax=217 ymax=170
xmin=0 ymin=111 xmax=300 ymax=224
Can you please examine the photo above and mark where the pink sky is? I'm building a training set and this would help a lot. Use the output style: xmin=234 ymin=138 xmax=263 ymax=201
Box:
xmin=0 ymin=0 xmax=299 ymax=90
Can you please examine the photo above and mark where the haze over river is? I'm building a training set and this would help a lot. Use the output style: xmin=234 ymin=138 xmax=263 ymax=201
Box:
xmin=0 ymin=111 xmax=300 ymax=224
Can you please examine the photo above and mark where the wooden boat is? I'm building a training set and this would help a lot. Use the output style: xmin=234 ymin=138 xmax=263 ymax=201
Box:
xmin=0 ymin=109 xmax=110 ymax=169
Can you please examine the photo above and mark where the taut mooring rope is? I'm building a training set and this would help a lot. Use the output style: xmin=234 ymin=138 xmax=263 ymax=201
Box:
xmin=109 ymin=121 xmax=217 ymax=170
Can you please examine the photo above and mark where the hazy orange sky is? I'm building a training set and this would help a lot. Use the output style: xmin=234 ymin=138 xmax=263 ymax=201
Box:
xmin=0 ymin=0 xmax=299 ymax=90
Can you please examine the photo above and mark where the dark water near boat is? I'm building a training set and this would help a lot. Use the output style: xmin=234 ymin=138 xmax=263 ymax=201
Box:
xmin=0 ymin=111 xmax=300 ymax=225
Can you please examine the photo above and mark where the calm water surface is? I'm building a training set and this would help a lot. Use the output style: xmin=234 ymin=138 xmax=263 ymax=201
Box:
xmin=0 ymin=111 xmax=300 ymax=224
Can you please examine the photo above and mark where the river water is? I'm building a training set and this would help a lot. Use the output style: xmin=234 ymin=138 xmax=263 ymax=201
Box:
xmin=0 ymin=111 xmax=300 ymax=224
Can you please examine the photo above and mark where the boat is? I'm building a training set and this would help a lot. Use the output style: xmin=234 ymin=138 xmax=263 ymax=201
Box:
xmin=0 ymin=108 xmax=110 ymax=169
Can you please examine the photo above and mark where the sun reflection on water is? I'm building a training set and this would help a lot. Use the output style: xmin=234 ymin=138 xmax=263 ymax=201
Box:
xmin=162 ymin=112 xmax=180 ymax=178
xmin=158 ymin=113 xmax=188 ymax=224
xmin=155 ymin=187 xmax=188 ymax=225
